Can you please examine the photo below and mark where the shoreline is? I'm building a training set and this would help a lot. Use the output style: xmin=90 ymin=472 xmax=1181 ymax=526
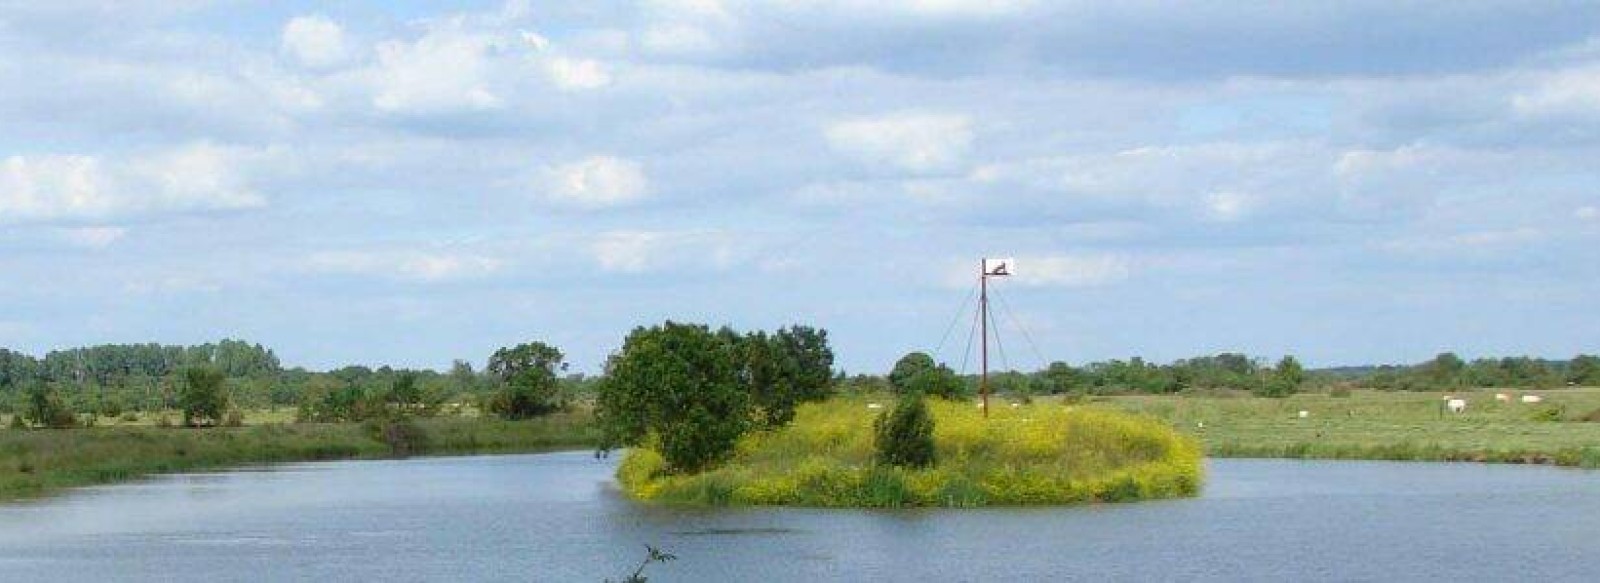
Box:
xmin=0 ymin=414 xmax=599 ymax=502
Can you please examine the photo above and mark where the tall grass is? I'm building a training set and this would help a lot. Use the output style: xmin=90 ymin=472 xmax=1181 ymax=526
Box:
xmin=0 ymin=412 xmax=599 ymax=500
xmin=617 ymin=398 xmax=1202 ymax=507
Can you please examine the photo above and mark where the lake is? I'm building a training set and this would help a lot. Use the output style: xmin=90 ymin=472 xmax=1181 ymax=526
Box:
xmin=2 ymin=452 xmax=1597 ymax=582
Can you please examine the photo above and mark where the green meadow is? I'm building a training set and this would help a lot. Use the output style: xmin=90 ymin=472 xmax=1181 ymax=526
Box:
xmin=1094 ymin=387 xmax=1600 ymax=467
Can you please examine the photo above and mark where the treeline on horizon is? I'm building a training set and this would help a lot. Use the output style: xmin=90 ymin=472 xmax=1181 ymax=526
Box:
xmin=1 ymin=339 xmax=1598 ymax=417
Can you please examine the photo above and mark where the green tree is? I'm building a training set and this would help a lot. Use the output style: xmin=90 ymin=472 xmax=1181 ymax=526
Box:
xmin=22 ymin=383 xmax=76 ymax=428
xmin=1568 ymin=354 xmax=1600 ymax=386
xmin=1423 ymin=352 xmax=1466 ymax=388
xmin=908 ymin=364 xmax=966 ymax=400
xmin=1255 ymin=356 xmax=1305 ymax=398
xmin=449 ymin=359 xmax=479 ymax=393
xmin=179 ymin=366 xmax=229 ymax=427
xmin=888 ymin=352 xmax=936 ymax=394
xmin=596 ymin=322 xmax=749 ymax=473
xmin=742 ymin=326 xmax=835 ymax=427
xmin=486 ymin=342 xmax=568 ymax=419
xmin=387 ymin=372 xmax=422 ymax=409
xmin=874 ymin=393 xmax=935 ymax=469
xmin=1036 ymin=361 xmax=1086 ymax=394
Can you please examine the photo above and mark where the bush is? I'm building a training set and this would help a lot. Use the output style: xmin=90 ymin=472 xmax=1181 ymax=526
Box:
xmin=223 ymin=410 xmax=245 ymax=427
xmin=22 ymin=384 xmax=77 ymax=429
xmin=366 ymin=416 xmax=430 ymax=456
xmin=1531 ymin=405 xmax=1566 ymax=423
xmin=8 ymin=415 xmax=27 ymax=430
xmin=874 ymin=394 xmax=936 ymax=469
xmin=1329 ymin=384 xmax=1353 ymax=398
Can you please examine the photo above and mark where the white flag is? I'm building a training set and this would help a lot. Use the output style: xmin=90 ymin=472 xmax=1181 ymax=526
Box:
xmin=983 ymin=257 xmax=1014 ymax=277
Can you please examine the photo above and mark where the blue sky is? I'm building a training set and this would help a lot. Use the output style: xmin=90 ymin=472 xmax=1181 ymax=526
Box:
xmin=1 ymin=0 xmax=1598 ymax=374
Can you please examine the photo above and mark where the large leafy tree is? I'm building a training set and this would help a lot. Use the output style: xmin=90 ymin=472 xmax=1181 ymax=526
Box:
xmin=597 ymin=322 xmax=749 ymax=473
xmin=486 ymin=342 xmax=568 ymax=419
xmin=888 ymin=352 xmax=936 ymax=394
xmin=743 ymin=325 xmax=835 ymax=427
xmin=179 ymin=366 xmax=229 ymax=427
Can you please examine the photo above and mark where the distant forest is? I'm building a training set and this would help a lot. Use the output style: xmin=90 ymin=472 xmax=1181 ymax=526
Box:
xmin=0 ymin=340 xmax=1597 ymax=416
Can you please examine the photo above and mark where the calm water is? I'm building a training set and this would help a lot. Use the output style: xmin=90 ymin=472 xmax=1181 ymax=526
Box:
xmin=2 ymin=453 xmax=1598 ymax=582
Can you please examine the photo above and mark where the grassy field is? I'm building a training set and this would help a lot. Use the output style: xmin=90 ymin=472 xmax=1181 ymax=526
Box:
xmin=1088 ymin=387 xmax=1600 ymax=467
xmin=0 ymin=411 xmax=598 ymax=500
xmin=618 ymin=397 xmax=1202 ymax=507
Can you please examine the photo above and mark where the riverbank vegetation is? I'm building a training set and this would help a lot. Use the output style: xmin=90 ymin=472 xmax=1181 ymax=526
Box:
xmin=617 ymin=398 xmax=1202 ymax=507
xmin=0 ymin=411 xmax=597 ymax=500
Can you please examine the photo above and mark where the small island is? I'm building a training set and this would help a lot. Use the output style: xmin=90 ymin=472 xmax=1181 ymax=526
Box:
xmin=597 ymin=322 xmax=1201 ymax=508
xmin=618 ymin=398 xmax=1201 ymax=507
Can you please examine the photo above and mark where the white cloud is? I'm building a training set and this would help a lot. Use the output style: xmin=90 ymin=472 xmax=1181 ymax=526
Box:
xmin=1204 ymin=191 xmax=1252 ymax=222
xmin=307 ymin=250 xmax=504 ymax=282
xmin=370 ymin=24 xmax=505 ymax=113
xmin=1012 ymin=255 xmax=1133 ymax=288
xmin=825 ymin=111 xmax=973 ymax=173
xmin=1578 ymin=206 xmax=1599 ymax=221
xmin=1512 ymin=66 xmax=1600 ymax=117
xmin=589 ymin=230 xmax=741 ymax=274
xmin=538 ymin=156 xmax=649 ymax=208
xmin=0 ymin=143 xmax=264 ymax=224
xmin=641 ymin=24 xmax=722 ymax=56
xmin=1382 ymin=227 xmax=1546 ymax=254
xmin=281 ymin=15 xmax=352 ymax=69
xmin=545 ymin=57 xmax=612 ymax=91
xmin=55 ymin=226 xmax=128 ymax=248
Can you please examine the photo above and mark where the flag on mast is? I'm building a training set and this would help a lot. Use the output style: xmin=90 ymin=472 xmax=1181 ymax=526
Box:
xmin=983 ymin=257 xmax=1015 ymax=277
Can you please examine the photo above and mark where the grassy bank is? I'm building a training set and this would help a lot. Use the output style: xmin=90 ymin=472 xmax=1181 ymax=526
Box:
xmin=618 ymin=398 xmax=1202 ymax=507
xmin=0 ymin=412 xmax=598 ymax=500
xmin=1096 ymin=387 xmax=1600 ymax=467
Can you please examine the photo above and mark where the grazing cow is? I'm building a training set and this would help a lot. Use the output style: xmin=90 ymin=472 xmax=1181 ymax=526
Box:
xmin=1522 ymin=395 xmax=1544 ymax=404
xmin=1495 ymin=393 xmax=1511 ymax=403
xmin=866 ymin=403 xmax=883 ymax=410
xmin=1298 ymin=410 xmax=1309 ymax=419
xmin=1447 ymin=398 xmax=1467 ymax=413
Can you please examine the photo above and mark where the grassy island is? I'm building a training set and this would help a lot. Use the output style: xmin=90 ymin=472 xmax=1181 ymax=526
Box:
xmin=617 ymin=398 xmax=1203 ymax=507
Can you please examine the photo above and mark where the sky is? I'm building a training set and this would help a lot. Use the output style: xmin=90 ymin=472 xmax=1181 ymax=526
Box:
xmin=1 ymin=0 xmax=1599 ymax=374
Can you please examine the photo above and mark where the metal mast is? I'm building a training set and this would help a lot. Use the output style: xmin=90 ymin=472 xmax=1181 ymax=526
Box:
xmin=980 ymin=258 xmax=989 ymax=418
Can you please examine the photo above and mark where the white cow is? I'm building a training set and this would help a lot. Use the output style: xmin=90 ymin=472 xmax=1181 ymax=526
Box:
xmin=1447 ymin=398 xmax=1467 ymax=413
xmin=866 ymin=403 xmax=883 ymax=410
xmin=1495 ymin=393 xmax=1511 ymax=403
xmin=1298 ymin=410 xmax=1309 ymax=419
xmin=1521 ymin=395 xmax=1544 ymax=404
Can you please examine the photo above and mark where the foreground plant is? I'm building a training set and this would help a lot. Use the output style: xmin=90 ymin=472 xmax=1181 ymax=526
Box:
xmin=607 ymin=545 xmax=677 ymax=583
